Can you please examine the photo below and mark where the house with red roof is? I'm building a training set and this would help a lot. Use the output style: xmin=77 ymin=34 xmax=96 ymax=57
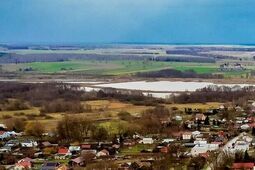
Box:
xmin=199 ymin=152 xmax=209 ymax=159
xmin=58 ymin=148 xmax=70 ymax=155
xmin=232 ymin=162 xmax=254 ymax=170
xmin=54 ymin=147 xmax=72 ymax=160
xmin=14 ymin=157 xmax=32 ymax=170
xmin=160 ymin=146 xmax=169 ymax=153
xmin=81 ymin=144 xmax=91 ymax=150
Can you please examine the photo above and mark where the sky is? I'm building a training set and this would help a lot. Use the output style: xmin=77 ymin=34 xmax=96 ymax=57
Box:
xmin=0 ymin=0 xmax=255 ymax=45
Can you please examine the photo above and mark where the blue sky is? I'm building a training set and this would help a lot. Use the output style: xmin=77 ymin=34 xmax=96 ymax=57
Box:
xmin=0 ymin=0 xmax=255 ymax=44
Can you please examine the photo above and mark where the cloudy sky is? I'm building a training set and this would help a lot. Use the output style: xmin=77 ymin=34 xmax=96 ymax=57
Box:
xmin=0 ymin=0 xmax=255 ymax=44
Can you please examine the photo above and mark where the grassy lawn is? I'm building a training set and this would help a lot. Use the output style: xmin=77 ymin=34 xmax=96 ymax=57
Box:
xmin=165 ymin=102 xmax=222 ymax=111
xmin=120 ymin=144 xmax=155 ymax=155
xmin=168 ymin=62 xmax=218 ymax=74
xmin=84 ymin=100 xmax=148 ymax=116
xmin=0 ymin=107 xmax=40 ymax=120
xmin=223 ymin=70 xmax=251 ymax=78
xmin=99 ymin=120 xmax=129 ymax=135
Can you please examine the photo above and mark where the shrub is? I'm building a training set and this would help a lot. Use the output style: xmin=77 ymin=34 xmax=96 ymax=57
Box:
xmin=4 ymin=118 xmax=26 ymax=132
xmin=14 ymin=112 xmax=25 ymax=116
xmin=45 ymin=115 xmax=54 ymax=119
xmin=118 ymin=111 xmax=132 ymax=121
xmin=2 ymin=115 xmax=12 ymax=119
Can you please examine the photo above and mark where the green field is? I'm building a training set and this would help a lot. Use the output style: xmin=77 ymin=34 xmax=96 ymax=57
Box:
xmin=2 ymin=59 xmax=254 ymax=77
xmin=120 ymin=144 xmax=155 ymax=155
xmin=1 ymin=60 xmax=215 ymax=75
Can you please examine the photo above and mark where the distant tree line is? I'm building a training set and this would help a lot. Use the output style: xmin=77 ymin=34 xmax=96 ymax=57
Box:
xmin=0 ymin=82 xmax=84 ymax=112
xmin=136 ymin=69 xmax=223 ymax=79
xmin=151 ymin=55 xmax=215 ymax=63
xmin=96 ymin=88 xmax=165 ymax=106
xmin=173 ymin=86 xmax=255 ymax=104
xmin=0 ymin=82 xmax=165 ymax=113
xmin=0 ymin=52 xmax=216 ymax=64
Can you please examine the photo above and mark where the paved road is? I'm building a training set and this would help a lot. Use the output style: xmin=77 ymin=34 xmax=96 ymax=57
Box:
xmin=222 ymin=133 xmax=243 ymax=151
xmin=206 ymin=133 xmax=245 ymax=170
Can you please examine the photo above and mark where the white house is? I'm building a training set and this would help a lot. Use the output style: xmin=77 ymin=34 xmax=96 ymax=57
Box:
xmin=219 ymin=105 xmax=225 ymax=110
xmin=5 ymin=131 xmax=18 ymax=138
xmin=192 ymin=131 xmax=201 ymax=138
xmin=21 ymin=140 xmax=38 ymax=147
xmin=175 ymin=116 xmax=183 ymax=121
xmin=252 ymin=102 xmax=255 ymax=107
xmin=69 ymin=146 xmax=81 ymax=152
xmin=0 ymin=131 xmax=10 ymax=140
xmin=182 ymin=132 xmax=192 ymax=140
xmin=241 ymin=124 xmax=250 ymax=130
xmin=191 ymin=143 xmax=219 ymax=156
xmin=162 ymin=138 xmax=175 ymax=143
xmin=5 ymin=139 xmax=20 ymax=147
xmin=194 ymin=140 xmax=207 ymax=145
xmin=243 ymin=135 xmax=253 ymax=143
xmin=0 ymin=146 xmax=12 ymax=153
xmin=139 ymin=138 xmax=154 ymax=144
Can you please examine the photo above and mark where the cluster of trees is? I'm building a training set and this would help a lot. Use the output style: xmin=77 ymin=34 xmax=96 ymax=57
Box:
xmin=4 ymin=118 xmax=45 ymax=137
xmin=57 ymin=116 xmax=110 ymax=142
xmin=207 ymin=150 xmax=253 ymax=170
xmin=174 ymin=86 xmax=255 ymax=104
xmin=4 ymin=118 xmax=26 ymax=132
xmin=0 ymin=82 xmax=165 ymax=114
xmin=165 ymin=46 xmax=244 ymax=60
xmin=136 ymin=69 xmax=223 ymax=79
xmin=188 ymin=156 xmax=207 ymax=169
xmin=0 ymin=99 xmax=29 ymax=111
xmin=25 ymin=122 xmax=45 ymax=138
xmin=96 ymin=89 xmax=164 ymax=106
xmin=0 ymin=53 xmax=153 ymax=64
xmin=57 ymin=116 xmax=94 ymax=141
xmin=56 ymin=106 xmax=176 ymax=142
xmin=0 ymin=82 xmax=98 ymax=114
xmin=40 ymin=99 xmax=84 ymax=113
xmin=152 ymin=55 xmax=215 ymax=63
xmin=187 ymin=150 xmax=254 ymax=170
xmin=138 ymin=106 xmax=172 ymax=134
xmin=1 ymin=82 xmax=254 ymax=117
xmin=0 ymin=82 xmax=83 ymax=106
xmin=251 ymin=70 xmax=255 ymax=77
xmin=117 ymin=106 xmax=181 ymax=136
xmin=85 ymin=161 xmax=118 ymax=170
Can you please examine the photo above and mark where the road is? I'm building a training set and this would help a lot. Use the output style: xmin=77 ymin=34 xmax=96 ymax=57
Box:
xmin=206 ymin=132 xmax=245 ymax=170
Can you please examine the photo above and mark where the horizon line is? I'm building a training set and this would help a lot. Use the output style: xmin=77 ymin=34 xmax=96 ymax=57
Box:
xmin=1 ymin=42 xmax=255 ymax=47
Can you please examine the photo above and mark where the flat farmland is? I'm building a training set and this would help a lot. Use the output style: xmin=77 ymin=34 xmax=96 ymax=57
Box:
xmin=2 ymin=59 xmax=253 ymax=78
xmin=2 ymin=60 xmax=176 ymax=75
